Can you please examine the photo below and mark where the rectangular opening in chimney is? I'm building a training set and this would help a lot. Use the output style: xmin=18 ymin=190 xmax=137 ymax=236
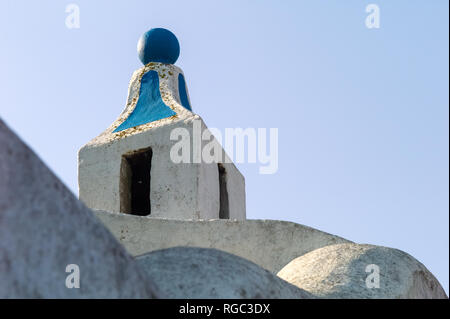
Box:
xmin=120 ymin=148 xmax=152 ymax=216
xmin=218 ymin=163 xmax=229 ymax=219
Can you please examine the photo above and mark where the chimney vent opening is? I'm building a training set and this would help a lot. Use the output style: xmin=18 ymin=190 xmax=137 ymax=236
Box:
xmin=120 ymin=148 xmax=152 ymax=216
xmin=218 ymin=163 xmax=230 ymax=219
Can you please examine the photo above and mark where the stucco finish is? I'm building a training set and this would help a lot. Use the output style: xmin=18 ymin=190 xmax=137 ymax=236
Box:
xmin=89 ymin=62 xmax=193 ymax=144
xmin=94 ymin=211 xmax=350 ymax=273
xmin=277 ymin=243 xmax=448 ymax=299
xmin=79 ymin=62 xmax=245 ymax=220
xmin=80 ymin=117 xmax=245 ymax=220
xmin=0 ymin=119 xmax=159 ymax=298
xmin=136 ymin=247 xmax=314 ymax=299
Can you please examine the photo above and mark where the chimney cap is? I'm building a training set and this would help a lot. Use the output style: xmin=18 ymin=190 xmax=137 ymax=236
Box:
xmin=137 ymin=28 xmax=180 ymax=65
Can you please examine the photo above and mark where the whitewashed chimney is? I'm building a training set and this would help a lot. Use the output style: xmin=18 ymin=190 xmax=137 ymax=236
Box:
xmin=78 ymin=28 xmax=245 ymax=220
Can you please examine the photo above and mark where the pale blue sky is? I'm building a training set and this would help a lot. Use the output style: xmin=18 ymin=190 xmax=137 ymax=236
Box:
xmin=0 ymin=1 xmax=448 ymax=293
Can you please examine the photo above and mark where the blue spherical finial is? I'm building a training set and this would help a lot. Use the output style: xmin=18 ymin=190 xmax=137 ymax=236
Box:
xmin=137 ymin=28 xmax=180 ymax=65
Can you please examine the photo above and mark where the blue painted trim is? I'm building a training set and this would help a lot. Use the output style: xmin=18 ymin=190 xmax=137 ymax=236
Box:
xmin=114 ymin=70 xmax=176 ymax=132
xmin=178 ymin=73 xmax=192 ymax=111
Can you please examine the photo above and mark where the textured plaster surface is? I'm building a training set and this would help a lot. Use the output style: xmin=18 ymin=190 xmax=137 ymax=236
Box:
xmin=80 ymin=117 xmax=245 ymax=220
xmin=0 ymin=119 xmax=159 ymax=298
xmin=94 ymin=211 xmax=350 ymax=273
xmin=79 ymin=63 xmax=245 ymax=220
xmin=277 ymin=243 xmax=448 ymax=299
xmin=136 ymin=247 xmax=314 ymax=299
